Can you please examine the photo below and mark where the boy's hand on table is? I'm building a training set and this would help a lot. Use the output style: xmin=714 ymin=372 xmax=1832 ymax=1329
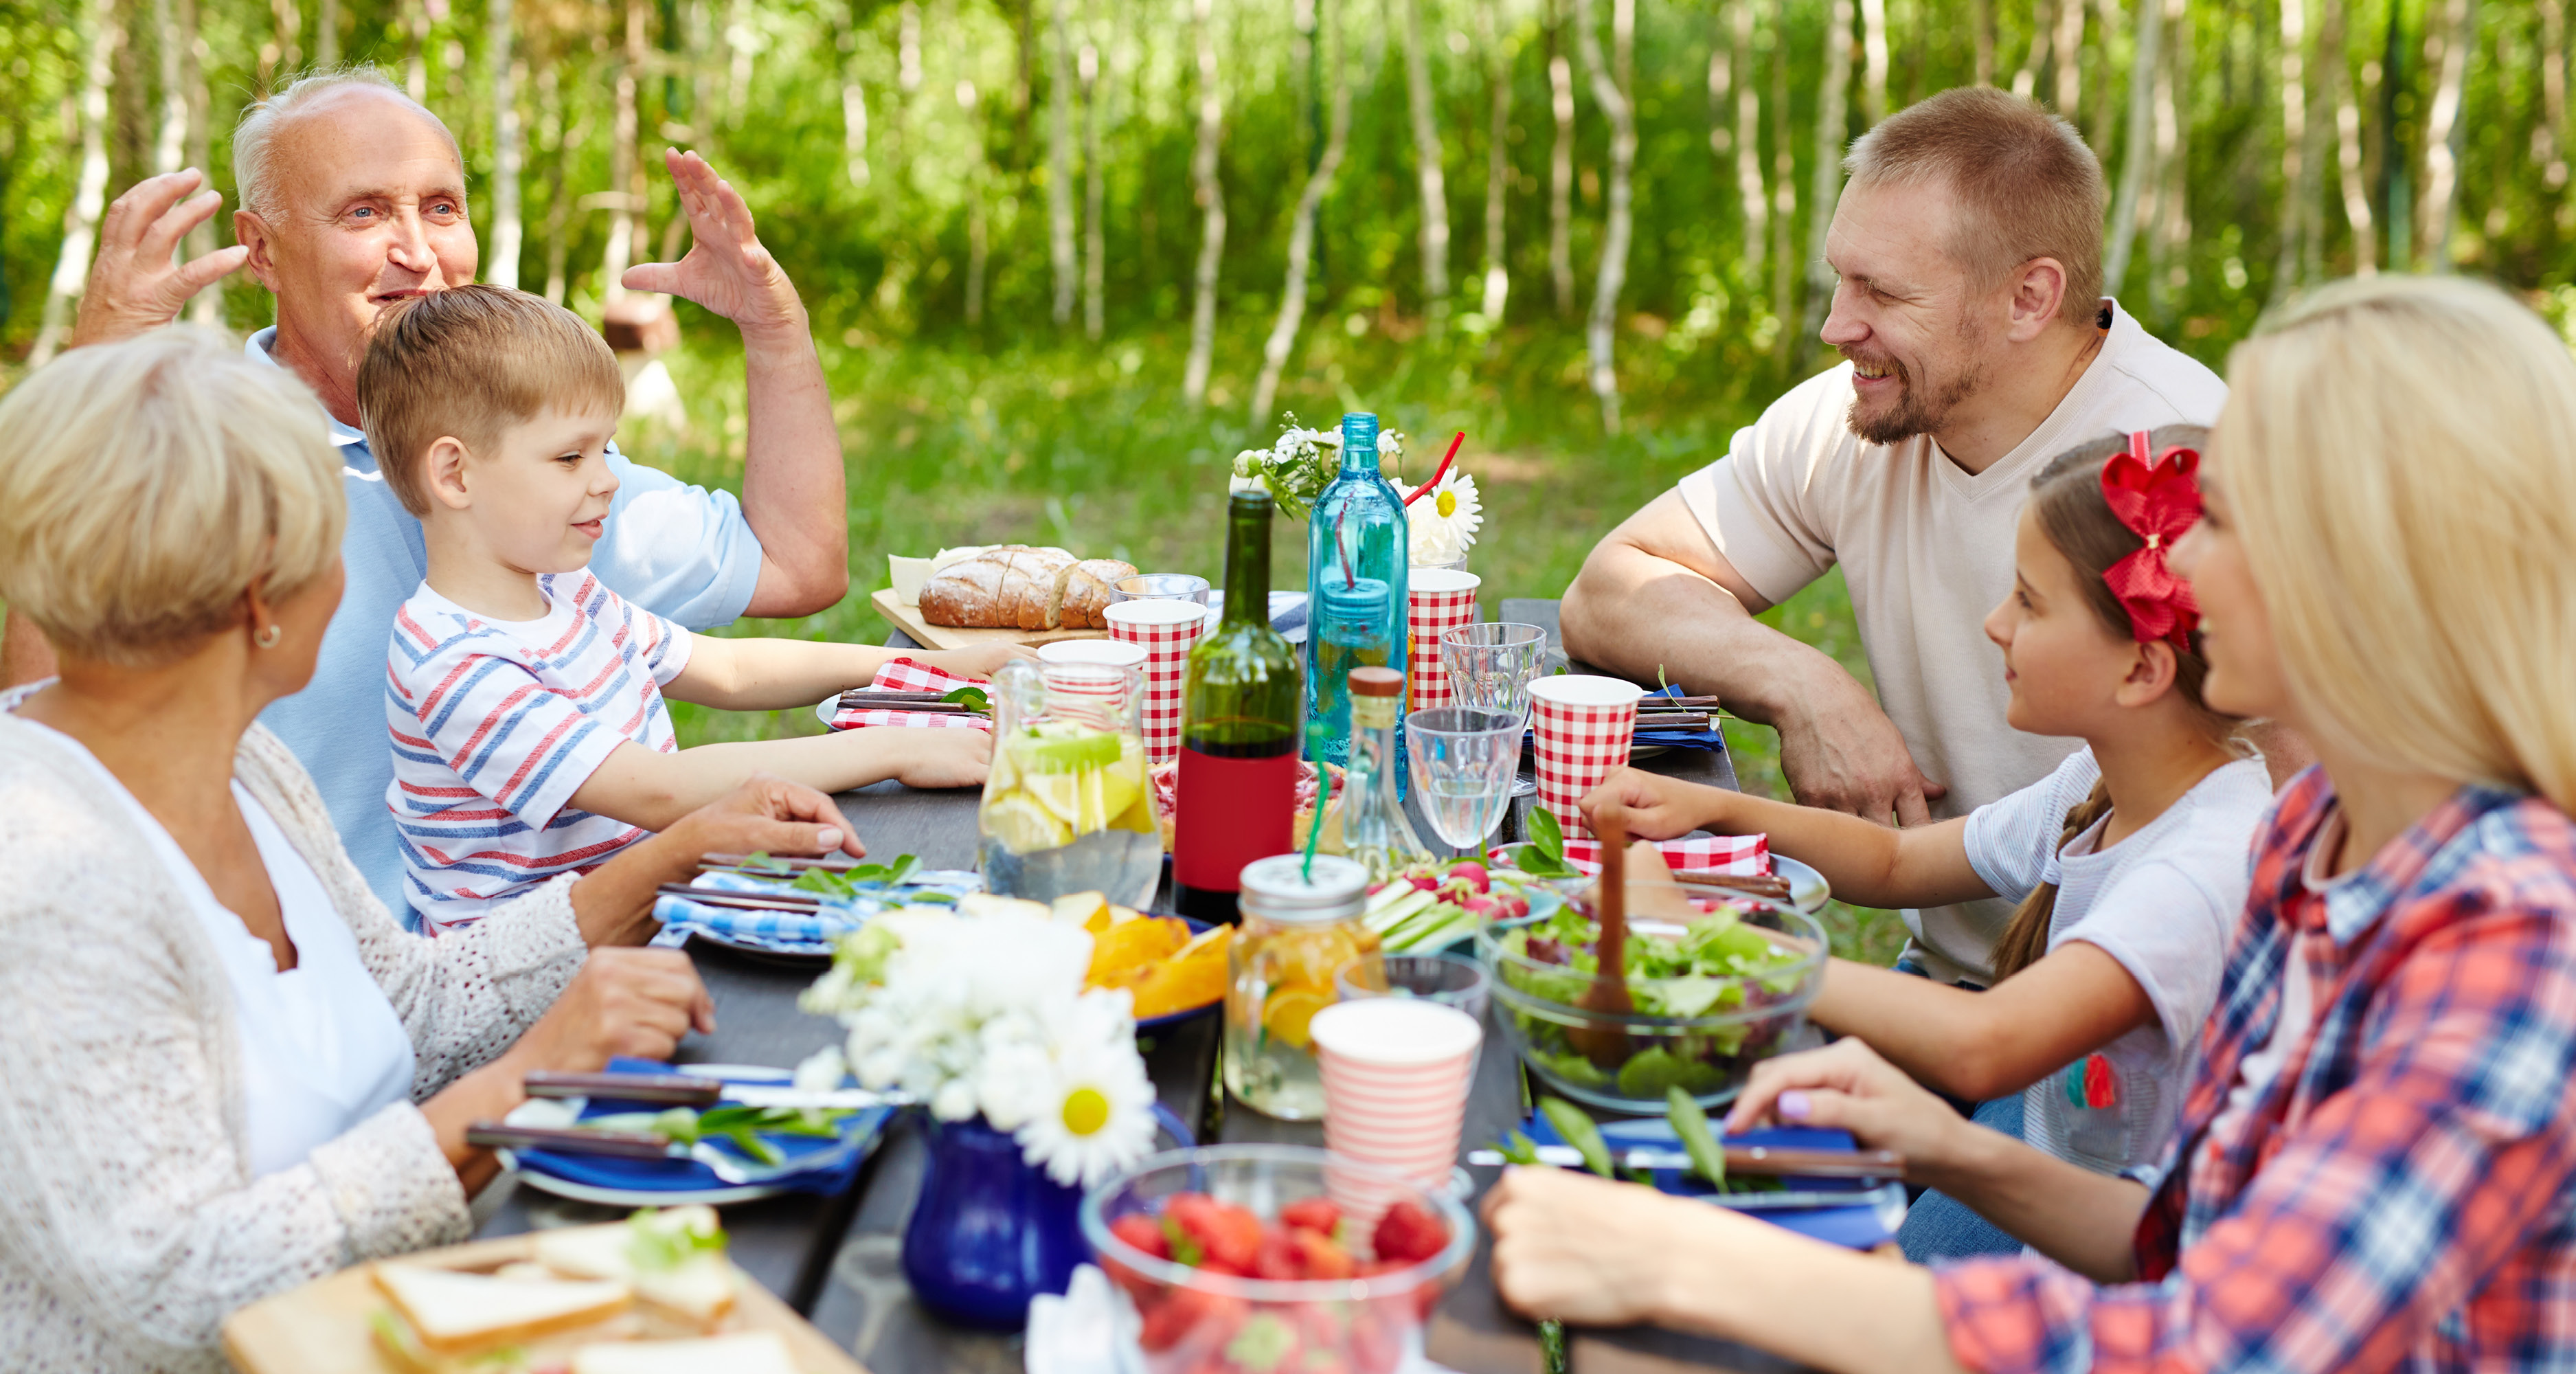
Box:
xmin=914 ymin=643 xmax=1039 ymax=679
xmin=888 ymin=728 xmax=995 ymax=789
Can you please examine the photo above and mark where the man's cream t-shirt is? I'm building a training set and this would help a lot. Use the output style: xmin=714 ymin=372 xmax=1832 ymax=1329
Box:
xmin=1675 ymin=300 xmax=2227 ymax=985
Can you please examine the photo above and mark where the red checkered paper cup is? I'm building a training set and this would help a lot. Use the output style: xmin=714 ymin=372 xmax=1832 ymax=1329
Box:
xmin=1405 ymin=568 xmax=1482 ymax=711
xmin=1528 ymin=674 xmax=1646 ymax=839
xmin=1311 ymin=998 xmax=1482 ymax=1199
xmin=1104 ymin=599 xmax=1212 ymax=765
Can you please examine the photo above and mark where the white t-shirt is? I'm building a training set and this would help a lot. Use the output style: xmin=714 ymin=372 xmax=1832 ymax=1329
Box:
xmin=386 ymin=570 xmax=693 ymax=930
xmin=1677 ymin=300 xmax=2229 ymax=984
xmin=1963 ymin=746 xmax=2273 ymax=1176
xmin=25 ymin=721 xmax=417 ymax=1177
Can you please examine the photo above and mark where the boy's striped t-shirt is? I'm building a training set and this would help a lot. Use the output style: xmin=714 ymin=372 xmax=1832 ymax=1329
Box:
xmin=385 ymin=572 xmax=692 ymax=931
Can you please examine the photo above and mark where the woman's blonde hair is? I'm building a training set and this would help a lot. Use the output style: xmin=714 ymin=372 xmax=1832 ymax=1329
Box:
xmin=2218 ymin=275 xmax=2576 ymax=811
xmin=0 ymin=328 xmax=346 ymax=666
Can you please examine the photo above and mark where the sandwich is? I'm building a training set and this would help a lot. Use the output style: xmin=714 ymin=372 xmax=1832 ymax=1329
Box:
xmin=533 ymin=1205 xmax=738 ymax=1329
xmin=369 ymin=1263 xmax=633 ymax=1371
xmin=568 ymin=1331 xmax=801 ymax=1374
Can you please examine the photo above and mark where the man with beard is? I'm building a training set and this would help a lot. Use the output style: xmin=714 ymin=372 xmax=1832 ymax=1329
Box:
xmin=1561 ymin=86 xmax=2225 ymax=989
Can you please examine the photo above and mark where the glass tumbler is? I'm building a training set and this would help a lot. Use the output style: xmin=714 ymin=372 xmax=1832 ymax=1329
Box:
xmin=1404 ymin=705 xmax=1523 ymax=855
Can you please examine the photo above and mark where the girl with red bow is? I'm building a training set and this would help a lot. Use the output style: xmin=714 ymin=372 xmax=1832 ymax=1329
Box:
xmin=1581 ymin=424 xmax=2273 ymax=1261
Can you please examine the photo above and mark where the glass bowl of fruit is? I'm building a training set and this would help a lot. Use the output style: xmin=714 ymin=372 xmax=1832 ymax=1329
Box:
xmin=1080 ymin=1145 xmax=1475 ymax=1374
xmin=1476 ymin=881 xmax=1827 ymax=1113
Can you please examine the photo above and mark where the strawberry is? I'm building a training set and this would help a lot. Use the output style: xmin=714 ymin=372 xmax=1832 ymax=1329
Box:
xmin=1169 ymin=1193 xmax=1265 ymax=1272
xmin=1289 ymin=1227 xmax=1354 ymax=1280
xmin=1252 ymin=1228 xmax=1302 ymax=1281
xmin=1112 ymin=1213 xmax=1173 ymax=1260
xmin=1368 ymin=1198 xmax=1449 ymax=1266
xmin=1278 ymin=1197 xmax=1342 ymax=1236
xmin=1139 ymin=1283 xmax=1247 ymax=1354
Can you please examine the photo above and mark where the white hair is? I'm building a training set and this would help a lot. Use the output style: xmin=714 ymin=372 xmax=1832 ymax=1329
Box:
xmin=232 ymin=66 xmax=461 ymax=221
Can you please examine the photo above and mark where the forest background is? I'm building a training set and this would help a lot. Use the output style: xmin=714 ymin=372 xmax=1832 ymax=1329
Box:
xmin=3 ymin=0 xmax=2572 ymax=958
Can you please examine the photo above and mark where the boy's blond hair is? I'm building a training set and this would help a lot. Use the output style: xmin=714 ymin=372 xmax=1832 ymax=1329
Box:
xmin=357 ymin=284 xmax=625 ymax=515
xmin=0 ymin=328 xmax=346 ymax=666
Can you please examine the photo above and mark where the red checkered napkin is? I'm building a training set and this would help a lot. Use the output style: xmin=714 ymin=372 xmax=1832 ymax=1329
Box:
xmin=1559 ymin=833 xmax=1771 ymax=875
xmin=1528 ymin=675 xmax=1645 ymax=839
xmin=827 ymin=658 xmax=996 ymax=732
xmin=1406 ymin=569 xmax=1481 ymax=711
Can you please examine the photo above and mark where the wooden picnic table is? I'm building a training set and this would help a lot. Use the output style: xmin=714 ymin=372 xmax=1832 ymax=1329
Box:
xmin=482 ymin=604 xmax=1807 ymax=1373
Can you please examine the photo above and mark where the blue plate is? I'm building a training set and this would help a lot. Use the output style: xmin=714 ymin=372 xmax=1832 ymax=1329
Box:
xmin=1518 ymin=1112 xmax=1904 ymax=1250
xmin=505 ymin=1058 xmax=895 ymax=1206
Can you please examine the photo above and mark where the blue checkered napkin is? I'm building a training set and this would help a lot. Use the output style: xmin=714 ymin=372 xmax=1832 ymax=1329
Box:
xmin=651 ymin=868 xmax=982 ymax=954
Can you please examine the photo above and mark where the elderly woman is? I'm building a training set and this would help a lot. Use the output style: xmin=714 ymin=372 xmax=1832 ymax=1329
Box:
xmin=1489 ymin=275 xmax=2576 ymax=1373
xmin=0 ymin=331 xmax=862 ymax=1371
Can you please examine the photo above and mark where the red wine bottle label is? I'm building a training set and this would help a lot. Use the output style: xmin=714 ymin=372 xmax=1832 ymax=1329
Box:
xmin=1174 ymin=746 xmax=1298 ymax=892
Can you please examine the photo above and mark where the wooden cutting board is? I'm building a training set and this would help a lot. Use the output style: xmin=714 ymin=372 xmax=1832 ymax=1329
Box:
xmin=870 ymin=586 xmax=1110 ymax=650
xmin=221 ymin=1228 xmax=868 ymax=1374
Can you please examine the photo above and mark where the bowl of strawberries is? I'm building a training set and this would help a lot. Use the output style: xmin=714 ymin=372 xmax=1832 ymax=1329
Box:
xmin=1078 ymin=1145 xmax=1476 ymax=1374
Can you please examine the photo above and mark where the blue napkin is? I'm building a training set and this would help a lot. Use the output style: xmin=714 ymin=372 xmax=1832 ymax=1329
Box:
xmin=650 ymin=868 xmax=980 ymax=956
xmin=1517 ymin=1112 xmax=1901 ymax=1250
xmin=513 ymin=1058 xmax=894 ymax=1197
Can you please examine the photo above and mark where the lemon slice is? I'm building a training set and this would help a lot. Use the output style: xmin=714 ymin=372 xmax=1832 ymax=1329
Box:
xmin=1023 ymin=766 xmax=1142 ymax=833
xmin=1262 ymin=988 xmax=1333 ymax=1050
xmin=984 ymin=792 xmax=1072 ymax=854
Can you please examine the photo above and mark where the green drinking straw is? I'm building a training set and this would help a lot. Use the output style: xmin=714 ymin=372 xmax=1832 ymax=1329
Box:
xmin=1300 ymin=720 xmax=1331 ymax=881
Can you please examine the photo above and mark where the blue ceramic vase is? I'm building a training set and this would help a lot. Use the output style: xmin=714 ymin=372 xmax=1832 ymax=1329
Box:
xmin=901 ymin=1114 xmax=1093 ymax=1330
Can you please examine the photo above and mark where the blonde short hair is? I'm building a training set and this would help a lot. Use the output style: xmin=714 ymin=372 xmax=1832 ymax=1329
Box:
xmin=0 ymin=329 xmax=346 ymax=666
xmin=357 ymin=284 xmax=625 ymax=516
xmin=1844 ymin=87 xmax=2108 ymax=323
xmin=234 ymin=66 xmax=460 ymax=223
xmin=2217 ymin=275 xmax=2576 ymax=811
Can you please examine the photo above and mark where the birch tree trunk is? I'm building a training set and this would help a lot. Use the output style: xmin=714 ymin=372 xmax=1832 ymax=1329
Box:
xmin=2266 ymin=0 xmax=2307 ymax=303
xmin=1252 ymin=0 xmax=1348 ymax=422
xmin=1974 ymin=0 xmax=1994 ymax=85
xmin=1798 ymin=0 xmax=1853 ymax=361
xmin=1768 ymin=0 xmax=1796 ymax=365
xmin=154 ymin=0 xmax=184 ymax=176
xmin=843 ymin=50 xmax=871 ymax=188
xmin=1547 ymin=44 xmax=1575 ymax=317
xmin=960 ymin=80 xmax=988 ymax=324
xmin=2417 ymin=0 xmax=2475 ymax=269
xmin=404 ymin=0 xmax=427 ymax=100
xmin=2102 ymin=0 xmax=2158 ymax=293
xmin=487 ymin=0 xmax=524 ymax=289
xmin=601 ymin=0 xmax=645 ymax=304
xmin=1571 ymin=0 xmax=1633 ymax=431
xmin=1479 ymin=0 xmax=1509 ymax=321
xmin=1732 ymin=0 xmax=1766 ymax=279
xmin=1181 ymin=0 xmax=1225 ymax=406
xmin=2145 ymin=0 xmax=2188 ymax=320
xmin=1048 ymin=0 xmax=1077 ymax=323
xmin=1859 ymin=0 xmax=1889 ymax=122
xmin=2324 ymin=0 xmax=2373 ymax=272
xmin=2053 ymin=0 xmax=2083 ymax=113
xmin=30 ymin=0 xmax=117 ymax=368
xmin=318 ymin=0 xmax=340 ymax=67
xmin=2537 ymin=0 xmax=2567 ymax=193
xmin=1401 ymin=0 xmax=1451 ymax=337
xmin=1083 ymin=38 xmax=1107 ymax=337
xmin=727 ymin=0 xmax=757 ymax=125
xmin=175 ymin=0 xmax=217 ymax=325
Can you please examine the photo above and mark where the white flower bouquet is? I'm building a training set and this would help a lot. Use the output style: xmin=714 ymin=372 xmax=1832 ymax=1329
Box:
xmin=798 ymin=901 xmax=1159 ymax=1189
xmin=1230 ymin=415 xmax=1406 ymax=522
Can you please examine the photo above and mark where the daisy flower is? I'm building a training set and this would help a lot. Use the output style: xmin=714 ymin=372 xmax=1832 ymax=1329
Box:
xmin=1401 ymin=469 xmax=1483 ymax=565
xmin=1012 ymin=1020 xmax=1160 ymax=1189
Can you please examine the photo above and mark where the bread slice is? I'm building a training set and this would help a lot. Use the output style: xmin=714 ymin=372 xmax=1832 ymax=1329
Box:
xmin=918 ymin=548 xmax=1022 ymax=628
xmin=1059 ymin=559 xmax=1139 ymax=629
xmin=372 ymin=1263 xmax=632 ymax=1355
xmin=535 ymin=1210 xmax=738 ymax=1329
xmin=1011 ymin=548 xmax=1078 ymax=630
xmin=569 ymin=1331 xmax=800 ymax=1374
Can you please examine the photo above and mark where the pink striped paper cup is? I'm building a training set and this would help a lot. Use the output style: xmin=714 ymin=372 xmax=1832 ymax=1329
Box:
xmin=1311 ymin=998 xmax=1482 ymax=1195
xmin=1405 ymin=568 xmax=1482 ymax=712
xmin=1529 ymin=675 xmax=1646 ymax=839
xmin=1104 ymin=599 xmax=1213 ymax=766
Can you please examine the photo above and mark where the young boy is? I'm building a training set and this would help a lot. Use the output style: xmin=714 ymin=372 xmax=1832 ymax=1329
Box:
xmin=363 ymin=284 xmax=1021 ymax=931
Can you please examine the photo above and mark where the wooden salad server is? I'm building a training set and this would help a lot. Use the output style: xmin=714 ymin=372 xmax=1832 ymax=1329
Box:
xmin=1570 ymin=802 xmax=1634 ymax=1066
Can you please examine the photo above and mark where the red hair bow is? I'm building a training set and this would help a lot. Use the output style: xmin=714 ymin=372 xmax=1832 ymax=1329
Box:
xmin=2099 ymin=431 xmax=2203 ymax=648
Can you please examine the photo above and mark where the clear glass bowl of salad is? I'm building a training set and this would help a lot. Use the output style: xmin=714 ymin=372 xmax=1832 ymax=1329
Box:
xmin=1476 ymin=881 xmax=1828 ymax=1113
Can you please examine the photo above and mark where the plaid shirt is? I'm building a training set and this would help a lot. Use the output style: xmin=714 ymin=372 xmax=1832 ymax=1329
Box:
xmin=1939 ymin=768 xmax=2576 ymax=1373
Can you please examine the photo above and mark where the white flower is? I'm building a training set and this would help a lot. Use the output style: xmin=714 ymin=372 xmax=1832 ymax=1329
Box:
xmin=1013 ymin=1006 xmax=1161 ymax=1189
xmin=792 ymin=1044 xmax=848 ymax=1093
xmin=1401 ymin=469 xmax=1483 ymax=564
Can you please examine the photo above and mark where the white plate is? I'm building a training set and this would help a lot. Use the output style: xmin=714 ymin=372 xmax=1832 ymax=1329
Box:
xmin=1772 ymin=854 xmax=1831 ymax=913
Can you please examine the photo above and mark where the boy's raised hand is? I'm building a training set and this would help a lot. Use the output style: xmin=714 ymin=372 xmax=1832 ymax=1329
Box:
xmin=891 ymin=730 xmax=995 ymax=790
xmin=916 ymin=643 xmax=1040 ymax=680
xmin=621 ymin=148 xmax=804 ymax=341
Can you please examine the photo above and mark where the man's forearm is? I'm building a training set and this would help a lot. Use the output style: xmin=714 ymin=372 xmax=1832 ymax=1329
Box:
xmin=737 ymin=314 xmax=850 ymax=618
xmin=1 ymin=611 xmax=59 ymax=690
xmin=1561 ymin=540 xmax=1860 ymax=730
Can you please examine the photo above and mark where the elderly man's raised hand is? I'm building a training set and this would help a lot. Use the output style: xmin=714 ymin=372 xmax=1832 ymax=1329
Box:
xmin=69 ymin=170 xmax=250 ymax=349
xmin=621 ymin=148 xmax=804 ymax=341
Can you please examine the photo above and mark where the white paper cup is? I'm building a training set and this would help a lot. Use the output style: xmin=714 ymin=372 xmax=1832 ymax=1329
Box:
xmin=1311 ymin=998 xmax=1482 ymax=1190
xmin=1039 ymin=639 xmax=1151 ymax=671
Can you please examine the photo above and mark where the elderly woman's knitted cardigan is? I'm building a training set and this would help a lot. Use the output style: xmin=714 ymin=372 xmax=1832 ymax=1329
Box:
xmin=0 ymin=709 xmax=590 ymax=1372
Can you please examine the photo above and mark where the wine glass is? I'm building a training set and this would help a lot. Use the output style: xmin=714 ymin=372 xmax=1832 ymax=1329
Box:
xmin=1442 ymin=623 xmax=1550 ymax=799
xmin=1405 ymin=706 xmax=1524 ymax=856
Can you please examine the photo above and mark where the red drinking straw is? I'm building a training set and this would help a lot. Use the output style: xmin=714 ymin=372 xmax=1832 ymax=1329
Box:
xmin=1405 ymin=431 xmax=1467 ymax=506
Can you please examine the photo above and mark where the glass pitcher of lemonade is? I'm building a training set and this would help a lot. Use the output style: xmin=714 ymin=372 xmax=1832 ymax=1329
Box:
xmin=978 ymin=657 xmax=1161 ymax=910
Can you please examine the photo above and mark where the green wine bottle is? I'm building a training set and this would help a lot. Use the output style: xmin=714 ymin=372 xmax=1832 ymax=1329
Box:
xmin=1175 ymin=491 xmax=1305 ymax=923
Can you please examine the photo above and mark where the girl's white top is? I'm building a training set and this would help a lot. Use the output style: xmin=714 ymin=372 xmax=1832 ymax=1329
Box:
xmin=1963 ymin=746 xmax=2275 ymax=1175
xmin=29 ymin=720 xmax=418 ymax=1177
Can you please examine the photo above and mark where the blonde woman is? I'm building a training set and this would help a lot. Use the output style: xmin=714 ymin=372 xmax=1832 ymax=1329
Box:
xmin=1484 ymin=275 xmax=2576 ymax=1373
xmin=0 ymin=331 xmax=860 ymax=1372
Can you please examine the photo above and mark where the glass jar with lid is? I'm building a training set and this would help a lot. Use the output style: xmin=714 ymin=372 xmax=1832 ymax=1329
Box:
xmin=1223 ymin=853 xmax=1381 ymax=1119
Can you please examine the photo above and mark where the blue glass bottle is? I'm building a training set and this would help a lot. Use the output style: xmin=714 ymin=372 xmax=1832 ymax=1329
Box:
xmin=1304 ymin=413 xmax=1409 ymax=776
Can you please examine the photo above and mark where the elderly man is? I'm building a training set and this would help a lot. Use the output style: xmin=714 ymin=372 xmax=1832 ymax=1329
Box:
xmin=0 ymin=68 xmax=850 ymax=923
xmin=1563 ymin=87 xmax=2226 ymax=988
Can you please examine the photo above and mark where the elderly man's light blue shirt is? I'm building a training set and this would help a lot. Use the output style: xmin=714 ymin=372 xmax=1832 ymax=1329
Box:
xmin=245 ymin=328 xmax=763 ymax=926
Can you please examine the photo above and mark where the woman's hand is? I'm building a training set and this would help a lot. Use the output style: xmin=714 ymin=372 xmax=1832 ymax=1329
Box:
xmin=508 ymin=947 xmax=716 ymax=1073
xmin=1580 ymin=767 xmax=1732 ymax=841
xmin=916 ymin=644 xmax=1039 ymax=679
xmin=1724 ymin=1037 xmax=1973 ymax=1182
xmin=569 ymin=774 xmax=861 ymax=945
xmin=1484 ymin=1166 xmax=1723 ymax=1327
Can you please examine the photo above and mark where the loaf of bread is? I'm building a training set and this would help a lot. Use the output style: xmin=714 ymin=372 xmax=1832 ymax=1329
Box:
xmin=917 ymin=546 xmax=1140 ymax=631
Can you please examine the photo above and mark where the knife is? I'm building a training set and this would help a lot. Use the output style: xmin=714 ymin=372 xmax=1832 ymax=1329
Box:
xmin=464 ymin=1123 xmax=850 ymax=1186
xmin=1465 ymin=1143 xmax=1902 ymax=1178
xmin=523 ymin=1070 xmax=909 ymax=1111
